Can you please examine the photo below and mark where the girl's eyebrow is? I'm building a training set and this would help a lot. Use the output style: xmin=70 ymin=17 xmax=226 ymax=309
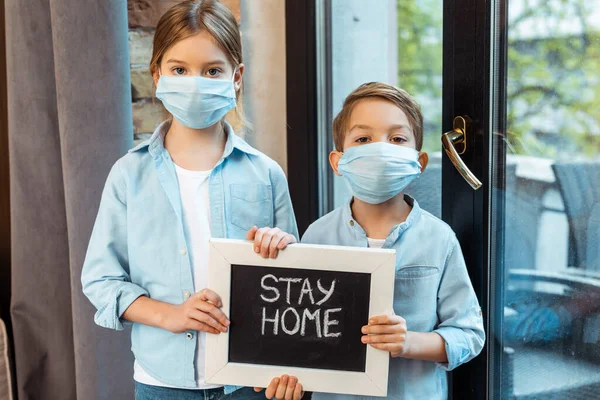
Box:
xmin=165 ymin=58 xmax=228 ymax=67
xmin=165 ymin=58 xmax=189 ymax=65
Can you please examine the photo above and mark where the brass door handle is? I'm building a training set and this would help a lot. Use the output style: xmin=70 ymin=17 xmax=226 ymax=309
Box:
xmin=441 ymin=116 xmax=482 ymax=190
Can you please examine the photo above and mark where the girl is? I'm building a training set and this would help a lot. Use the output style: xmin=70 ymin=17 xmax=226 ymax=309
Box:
xmin=81 ymin=1 xmax=303 ymax=399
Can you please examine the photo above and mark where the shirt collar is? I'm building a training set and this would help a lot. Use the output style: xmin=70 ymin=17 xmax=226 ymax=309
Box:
xmin=342 ymin=194 xmax=422 ymax=246
xmin=130 ymin=120 xmax=259 ymax=159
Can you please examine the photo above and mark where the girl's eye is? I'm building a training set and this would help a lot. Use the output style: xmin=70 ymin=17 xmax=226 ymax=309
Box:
xmin=356 ymin=137 xmax=370 ymax=143
xmin=207 ymin=68 xmax=221 ymax=77
xmin=173 ymin=67 xmax=185 ymax=75
xmin=391 ymin=136 xmax=407 ymax=143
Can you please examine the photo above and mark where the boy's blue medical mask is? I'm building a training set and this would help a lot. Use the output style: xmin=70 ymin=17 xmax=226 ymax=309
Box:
xmin=337 ymin=142 xmax=422 ymax=204
xmin=155 ymin=71 xmax=237 ymax=129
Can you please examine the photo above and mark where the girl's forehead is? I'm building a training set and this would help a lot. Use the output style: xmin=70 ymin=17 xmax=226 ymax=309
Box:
xmin=163 ymin=31 xmax=229 ymax=65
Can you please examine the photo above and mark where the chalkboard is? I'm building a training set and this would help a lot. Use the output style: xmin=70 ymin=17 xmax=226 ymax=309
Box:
xmin=206 ymin=239 xmax=395 ymax=396
xmin=228 ymin=264 xmax=371 ymax=372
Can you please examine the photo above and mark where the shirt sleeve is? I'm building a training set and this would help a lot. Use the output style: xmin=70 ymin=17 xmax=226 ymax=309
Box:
xmin=81 ymin=160 xmax=148 ymax=331
xmin=434 ymin=236 xmax=485 ymax=371
xmin=270 ymin=163 xmax=299 ymax=241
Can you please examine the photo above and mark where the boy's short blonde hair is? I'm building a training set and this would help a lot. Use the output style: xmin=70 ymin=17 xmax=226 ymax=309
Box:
xmin=332 ymin=82 xmax=424 ymax=151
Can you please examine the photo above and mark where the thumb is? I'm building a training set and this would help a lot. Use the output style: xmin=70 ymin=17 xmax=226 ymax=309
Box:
xmin=253 ymin=387 xmax=264 ymax=392
xmin=246 ymin=226 xmax=258 ymax=240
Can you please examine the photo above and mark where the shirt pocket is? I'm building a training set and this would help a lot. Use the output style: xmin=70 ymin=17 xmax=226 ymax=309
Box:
xmin=230 ymin=183 xmax=273 ymax=230
xmin=394 ymin=266 xmax=440 ymax=330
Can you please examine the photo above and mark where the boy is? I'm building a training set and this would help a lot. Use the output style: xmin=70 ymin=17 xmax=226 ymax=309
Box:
xmin=302 ymin=83 xmax=485 ymax=400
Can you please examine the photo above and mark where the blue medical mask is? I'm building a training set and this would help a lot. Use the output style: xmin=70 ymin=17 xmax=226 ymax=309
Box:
xmin=155 ymin=72 xmax=236 ymax=129
xmin=337 ymin=142 xmax=422 ymax=204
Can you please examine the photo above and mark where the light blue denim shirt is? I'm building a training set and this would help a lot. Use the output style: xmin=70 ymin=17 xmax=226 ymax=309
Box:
xmin=81 ymin=121 xmax=298 ymax=391
xmin=302 ymin=196 xmax=485 ymax=400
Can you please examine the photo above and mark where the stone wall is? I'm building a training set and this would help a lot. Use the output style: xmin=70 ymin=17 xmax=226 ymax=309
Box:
xmin=127 ymin=0 xmax=241 ymax=141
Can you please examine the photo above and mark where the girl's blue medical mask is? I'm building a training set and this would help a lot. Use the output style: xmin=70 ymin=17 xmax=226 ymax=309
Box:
xmin=337 ymin=142 xmax=422 ymax=204
xmin=155 ymin=71 xmax=237 ymax=129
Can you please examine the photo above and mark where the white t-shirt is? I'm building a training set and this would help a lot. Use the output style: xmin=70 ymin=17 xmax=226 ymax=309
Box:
xmin=134 ymin=164 xmax=222 ymax=389
xmin=367 ymin=237 xmax=386 ymax=249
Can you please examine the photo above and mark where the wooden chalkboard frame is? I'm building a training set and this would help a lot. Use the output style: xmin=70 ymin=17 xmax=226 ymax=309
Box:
xmin=205 ymin=239 xmax=396 ymax=397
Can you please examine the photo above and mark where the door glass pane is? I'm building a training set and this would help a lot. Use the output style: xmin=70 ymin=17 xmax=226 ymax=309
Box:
xmin=328 ymin=0 xmax=443 ymax=217
xmin=493 ymin=1 xmax=600 ymax=398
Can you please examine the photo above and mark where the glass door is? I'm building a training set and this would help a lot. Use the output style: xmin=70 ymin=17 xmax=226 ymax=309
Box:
xmin=285 ymin=0 xmax=600 ymax=398
xmin=487 ymin=1 xmax=600 ymax=399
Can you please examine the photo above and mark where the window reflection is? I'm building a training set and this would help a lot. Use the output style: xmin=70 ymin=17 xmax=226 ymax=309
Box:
xmin=500 ymin=0 xmax=600 ymax=398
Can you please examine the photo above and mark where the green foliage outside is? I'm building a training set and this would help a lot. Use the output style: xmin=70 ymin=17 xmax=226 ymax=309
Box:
xmin=397 ymin=0 xmax=600 ymax=158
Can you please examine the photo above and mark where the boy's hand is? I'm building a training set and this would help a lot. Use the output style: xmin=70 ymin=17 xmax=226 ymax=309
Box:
xmin=361 ymin=314 xmax=408 ymax=358
xmin=246 ymin=226 xmax=297 ymax=259
xmin=253 ymin=374 xmax=303 ymax=400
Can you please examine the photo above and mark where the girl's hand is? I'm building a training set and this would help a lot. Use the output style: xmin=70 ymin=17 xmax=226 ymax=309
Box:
xmin=361 ymin=314 xmax=408 ymax=358
xmin=253 ymin=374 xmax=303 ymax=400
xmin=246 ymin=226 xmax=297 ymax=259
xmin=162 ymin=289 xmax=230 ymax=334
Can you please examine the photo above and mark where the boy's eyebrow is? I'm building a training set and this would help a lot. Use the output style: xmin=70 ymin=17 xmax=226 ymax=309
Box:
xmin=389 ymin=124 xmax=413 ymax=132
xmin=349 ymin=124 xmax=372 ymax=132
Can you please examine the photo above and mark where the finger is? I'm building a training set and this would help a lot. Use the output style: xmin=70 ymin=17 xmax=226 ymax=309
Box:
xmin=196 ymin=288 xmax=223 ymax=308
xmin=188 ymin=309 xmax=227 ymax=332
xmin=276 ymin=234 xmax=297 ymax=250
xmin=284 ymin=376 xmax=297 ymax=400
xmin=186 ymin=320 xmax=220 ymax=335
xmin=246 ymin=226 xmax=259 ymax=240
xmin=293 ymin=383 xmax=303 ymax=400
xmin=195 ymin=300 xmax=230 ymax=327
xmin=362 ymin=333 xmax=403 ymax=344
xmin=261 ymin=228 xmax=280 ymax=258
xmin=368 ymin=314 xmax=404 ymax=326
xmin=369 ymin=342 xmax=398 ymax=352
xmin=269 ymin=232 xmax=288 ymax=258
xmin=253 ymin=387 xmax=264 ymax=393
xmin=265 ymin=377 xmax=280 ymax=399
xmin=362 ymin=324 xmax=404 ymax=335
xmin=254 ymin=227 xmax=269 ymax=253
xmin=275 ymin=375 xmax=289 ymax=399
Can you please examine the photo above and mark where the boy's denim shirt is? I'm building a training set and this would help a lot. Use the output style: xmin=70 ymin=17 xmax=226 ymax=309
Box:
xmin=302 ymin=196 xmax=485 ymax=400
xmin=81 ymin=121 xmax=298 ymax=391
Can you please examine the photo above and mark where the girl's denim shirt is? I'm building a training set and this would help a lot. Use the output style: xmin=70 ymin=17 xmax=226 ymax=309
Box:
xmin=81 ymin=121 xmax=298 ymax=390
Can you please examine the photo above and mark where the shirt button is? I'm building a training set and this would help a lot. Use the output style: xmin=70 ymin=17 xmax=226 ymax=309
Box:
xmin=183 ymin=291 xmax=191 ymax=299
xmin=349 ymin=220 xmax=355 ymax=227
xmin=180 ymin=248 xmax=187 ymax=255
xmin=186 ymin=332 xmax=194 ymax=340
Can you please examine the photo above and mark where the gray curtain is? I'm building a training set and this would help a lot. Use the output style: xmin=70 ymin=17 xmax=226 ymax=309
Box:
xmin=6 ymin=0 xmax=135 ymax=399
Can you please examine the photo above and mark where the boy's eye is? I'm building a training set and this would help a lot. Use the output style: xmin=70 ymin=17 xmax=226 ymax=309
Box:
xmin=391 ymin=136 xmax=407 ymax=143
xmin=172 ymin=67 xmax=186 ymax=75
xmin=356 ymin=137 xmax=370 ymax=143
xmin=207 ymin=68 xmax=221 ymax=77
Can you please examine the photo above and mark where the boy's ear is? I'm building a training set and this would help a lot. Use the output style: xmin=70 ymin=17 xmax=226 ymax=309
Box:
xmin=329 ymin=150 xmax=343 ymax=176
xmin=418 ymin=152 xmax=429 ymax=173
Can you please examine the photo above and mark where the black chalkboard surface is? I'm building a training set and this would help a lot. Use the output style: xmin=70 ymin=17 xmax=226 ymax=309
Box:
xmin=228 ymin=264 xmax=371 ymax=372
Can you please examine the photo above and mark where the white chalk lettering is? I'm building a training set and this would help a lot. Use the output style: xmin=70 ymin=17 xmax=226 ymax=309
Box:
xmin=301 ymin=308 xmax=322 ymax=337
xmin=260 ymin=274 xmax=280 ymax=303
xmin=281 ymin=307 xmax=301 ymax=335
xmin=278 ymin=278 xmax=302 ymax=304
xmin=262 ymin=307 xmax=279 ymax=335
xmin=323 ymin=308 xmax=342 ymax=337
xmin=316 ymin=279 xmax=336 ymax=306
xmin=298 ymin=278 xmax=315 ymax=305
